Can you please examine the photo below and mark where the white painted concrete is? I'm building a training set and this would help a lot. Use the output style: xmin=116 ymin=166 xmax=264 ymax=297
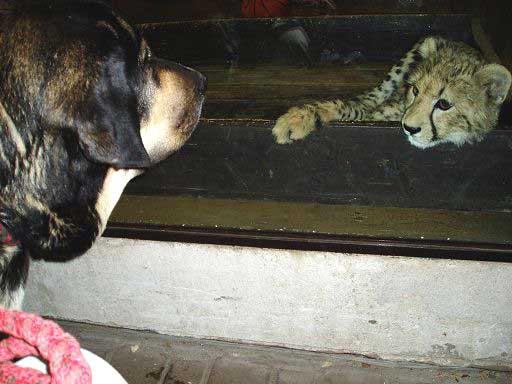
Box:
xmin=24 ymin=237 xmax=512 ymax=368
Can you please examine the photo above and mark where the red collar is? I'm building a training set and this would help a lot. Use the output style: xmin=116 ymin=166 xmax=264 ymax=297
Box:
xmin=0 ymin=223 xmax=19 ymax=247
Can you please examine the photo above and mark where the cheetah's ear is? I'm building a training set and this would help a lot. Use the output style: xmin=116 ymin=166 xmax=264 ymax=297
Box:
xmin=475 ymin=64 xmax=512 ymax=105
xmin=418 ymin=36 xmax=443 ymax=58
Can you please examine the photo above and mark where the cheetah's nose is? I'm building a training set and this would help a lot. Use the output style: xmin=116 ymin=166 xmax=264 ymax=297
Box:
xmin=403 ymin=124 xmax=421 ymax=135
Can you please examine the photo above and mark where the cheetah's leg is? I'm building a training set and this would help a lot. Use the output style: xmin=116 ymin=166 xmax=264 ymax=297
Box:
xmin=272 ymin=96 xmax=406 ymax=144
xmin=367 ymin=100 xmax=405 ymax=121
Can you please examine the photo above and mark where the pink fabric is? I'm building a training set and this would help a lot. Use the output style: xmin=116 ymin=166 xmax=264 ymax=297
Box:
xmin=0 ymin=224 xmax=19 ymax=247
xmin=0 ymin=308 xmax=91 ymax=384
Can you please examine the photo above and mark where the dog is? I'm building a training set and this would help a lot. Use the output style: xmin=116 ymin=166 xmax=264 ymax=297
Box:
xmin=0 ymin=1 xmax=206 ymax=309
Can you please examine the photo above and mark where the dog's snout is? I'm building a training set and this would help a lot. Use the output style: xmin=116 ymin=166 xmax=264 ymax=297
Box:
xmin=403 ymin=124 xmax=421 ymax=135
xmin=157 ymin=59 xmax=206 ymax=96
xmin=196 ymin=74 xmax=207 ymax=96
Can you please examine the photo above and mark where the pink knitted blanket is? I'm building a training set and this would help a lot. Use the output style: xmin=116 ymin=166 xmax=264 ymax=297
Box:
xmin=0 ymin=309 xmax=91 ymax=384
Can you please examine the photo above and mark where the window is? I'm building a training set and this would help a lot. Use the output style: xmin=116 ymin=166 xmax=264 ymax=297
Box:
xmin=105 ymin=0 xmax=512 ymax=260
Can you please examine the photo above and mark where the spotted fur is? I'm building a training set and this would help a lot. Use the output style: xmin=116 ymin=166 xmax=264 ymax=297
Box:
xmin=272 ymin=36 xmax=512 ymax=149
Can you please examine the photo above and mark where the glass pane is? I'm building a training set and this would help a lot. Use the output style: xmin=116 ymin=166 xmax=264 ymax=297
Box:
xmin=105 ymin=1 xmax=511 ymax=248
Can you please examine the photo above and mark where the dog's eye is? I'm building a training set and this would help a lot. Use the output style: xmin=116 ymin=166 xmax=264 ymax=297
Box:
xmin=436 ymin=98 xmax=452 ymax=111
xmin=412 ymin=85 xmax=419 ymax=97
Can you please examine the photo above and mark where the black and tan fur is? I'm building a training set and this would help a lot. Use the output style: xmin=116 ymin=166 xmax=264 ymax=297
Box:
xmin=272 ymin=36 xmax=512 ymax=149
xmin=0 ymin=1 xmax=206 ymax=308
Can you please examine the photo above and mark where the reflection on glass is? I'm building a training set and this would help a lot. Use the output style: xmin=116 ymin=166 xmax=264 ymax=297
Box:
xmin=125 ymin=1 xmax=512 ymax=244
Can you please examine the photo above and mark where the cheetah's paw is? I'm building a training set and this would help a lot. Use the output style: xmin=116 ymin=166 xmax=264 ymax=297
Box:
xmin=272 ymin=107 xmax=317 ymax=144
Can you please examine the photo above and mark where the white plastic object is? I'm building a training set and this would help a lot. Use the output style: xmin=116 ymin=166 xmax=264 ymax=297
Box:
xmin=15 ymin=348 xmax=128 ymax=384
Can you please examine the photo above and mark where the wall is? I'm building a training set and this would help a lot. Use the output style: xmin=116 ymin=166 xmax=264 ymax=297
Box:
xmin=110 ymin=0 xmax=474 ymax=23
xmin=24 ymin=237 xmax=512 ymax=369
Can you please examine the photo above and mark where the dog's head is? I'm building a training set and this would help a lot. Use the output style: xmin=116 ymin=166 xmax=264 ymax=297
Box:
xmin=0 ymin=2 xmax=205 ymax=262
xmin=1 ymin=1 xmax=205 ymax=169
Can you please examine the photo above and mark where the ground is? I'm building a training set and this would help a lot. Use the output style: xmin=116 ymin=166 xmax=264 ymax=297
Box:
xmin=59 ymin=321 xmax=511 ymax=384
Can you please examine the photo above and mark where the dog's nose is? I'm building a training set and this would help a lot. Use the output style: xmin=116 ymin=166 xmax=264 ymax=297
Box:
xmin=196 ymin=74 xmax=207 ymax=96
xmin=403 ymin=124 xmax=421 ymax=135
xmin=158 ymin=60 xmax=207 ymax=97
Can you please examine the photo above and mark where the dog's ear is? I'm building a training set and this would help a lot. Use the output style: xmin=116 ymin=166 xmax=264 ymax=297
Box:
xmin=76 ymin=57 xmax=151 ymax=169
xmin=2 ymin=6 xmax=152 ymax=169
xmin=77 ymin=101 xmax=151 ymax=169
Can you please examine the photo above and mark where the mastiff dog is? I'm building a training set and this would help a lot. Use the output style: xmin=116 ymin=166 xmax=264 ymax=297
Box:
xmin=0 ymin=1 xmax=206 ymax=308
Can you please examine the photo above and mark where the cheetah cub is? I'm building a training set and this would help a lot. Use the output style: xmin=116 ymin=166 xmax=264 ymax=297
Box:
xmin=272 ymin=36 xmax=511 ymax=149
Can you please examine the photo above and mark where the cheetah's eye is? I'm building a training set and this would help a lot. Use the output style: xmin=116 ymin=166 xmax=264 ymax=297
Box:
xmin=412 ymin=85 xmax=419 ymax=96
xmin=435 ymin=98 xmax=452 ymax=111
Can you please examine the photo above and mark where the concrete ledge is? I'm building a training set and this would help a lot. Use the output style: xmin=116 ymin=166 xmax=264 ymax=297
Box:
xmin=24 ymin=237 xmax=512 ymax=369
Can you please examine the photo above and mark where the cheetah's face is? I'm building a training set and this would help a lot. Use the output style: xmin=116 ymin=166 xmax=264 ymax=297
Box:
xmin=401 ymin=63 xmax=511 ymax=149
